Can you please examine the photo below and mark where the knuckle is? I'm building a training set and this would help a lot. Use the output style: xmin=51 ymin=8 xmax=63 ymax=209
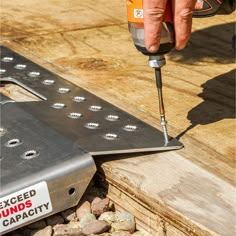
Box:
xmin=179 ymin=9 xmax=194 ymax=20
xmin=145 ymin=7 xmax=165 ymax=20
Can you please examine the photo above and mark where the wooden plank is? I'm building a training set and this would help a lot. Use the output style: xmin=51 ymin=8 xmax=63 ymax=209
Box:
xmin=0 ymin=0 xmax=126 ymax=39
xmin=1 ymin=1 xmax=235 ymax=235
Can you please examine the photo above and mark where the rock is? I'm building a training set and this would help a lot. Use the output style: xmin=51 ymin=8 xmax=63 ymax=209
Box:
xmin=81 ymin=219 xmax=110 ymax=235
xmin=91 ymin=197 xmax=110 ymax=216
xmin=98 ymin=211 xmax=116 ymax=224
xmin=79 ymin=213 xmax=96 ymax=228
xmin=61 ymin=208 xmax=76 ymax=222
xmin=27 ymin=220 xmax=47 ymax=229
xmin=111 ymin=212 xmax=136 ymax=233
xmin=53 ymin=224 xmax=83 ymax=236
xmin=111 ymin=222 xmax=135 ymax=234
xmin=31 ymin=226 xmax=52 ymax=236
xmin=46 ymin=214 xmax=64 ymax=226
xmin=111 ymin=231 xmax=131 ymax=236
xmin=69 ymin=221 xmax=81 ymax=229
xmin=76 ymin=201 xmax=91 ymax=221
xmin=131 ymin=232 xmax=147 ymax=236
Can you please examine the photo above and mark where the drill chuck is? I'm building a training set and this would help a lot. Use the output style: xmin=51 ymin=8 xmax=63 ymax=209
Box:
xmin=148 ymin=55 xmax=166 ymax=68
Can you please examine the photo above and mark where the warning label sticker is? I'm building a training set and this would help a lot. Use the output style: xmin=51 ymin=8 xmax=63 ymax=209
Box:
xmin=0 ymin=182 xmax=52 ymax=233
xmin=134 ymin=9 xmax=144 ymax=19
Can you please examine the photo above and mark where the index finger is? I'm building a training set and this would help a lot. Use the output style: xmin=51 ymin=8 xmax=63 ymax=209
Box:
xmin=144 ymin=0 xmax=167 ymax=52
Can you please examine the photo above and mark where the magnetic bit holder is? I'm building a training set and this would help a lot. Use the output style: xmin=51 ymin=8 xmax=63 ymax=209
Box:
xmin=0 ymin=46 xmax=183 ymax=234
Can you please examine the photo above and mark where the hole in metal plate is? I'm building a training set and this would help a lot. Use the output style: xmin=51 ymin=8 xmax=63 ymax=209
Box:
xmin=123 ymin=125 xmax=138 ymax=131
xmin=28 ymin=71 xmax=40 ymax=77
xmin=68 ymin=112 xmax=82 ymax=119
xmin=89 ymin=105 xmax=102 ymax=111
xmin=0 ymin=69 xmax=6 ymax=74
xmin=5 ymin=138 xmax=22 ymax=147
xmin=103 ymin=133 xmax=119 ymax=140
xmin=73 ymin=96 xmax=86 ymax=102
xmin=105 ymin=114 xmax=120 ymax=121
xmin=42 ymin=79 xmax=55 ymax=86
xmin=2 ymin=57 xmax=13 ymax=62
xmin=68 ymin=188 xmax=76 ymax=195
xmin=14 ymin=64 xmax=27 ymax=70
xmin=51 ymin=103 xmax=66 ymax=109
xmin=57 ymin=87 xmax=70 ymax=94
xmin=21 ymin=150 xmax=40 ymax=160
xmin=85 ymin=122 xmax=100 ymax=129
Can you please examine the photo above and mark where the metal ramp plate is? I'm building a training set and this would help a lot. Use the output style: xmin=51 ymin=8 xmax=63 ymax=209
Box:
xmin=0 ymin=46 xmax=183 ymax=234
xmin=0 ymin=46 xmax=183 ymax=155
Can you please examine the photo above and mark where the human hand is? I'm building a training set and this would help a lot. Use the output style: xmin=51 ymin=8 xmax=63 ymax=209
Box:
xmin=143 ymin=0 xmax=197 ymax=52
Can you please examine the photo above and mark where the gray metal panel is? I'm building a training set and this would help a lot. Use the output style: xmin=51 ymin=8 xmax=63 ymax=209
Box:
xmin=0 ymin=46 xmax=183 ymax=155
xmin=0 ymin=103 xmax=96 ymax=234
xmin=0 ymin=45 xmax=182 ymax=234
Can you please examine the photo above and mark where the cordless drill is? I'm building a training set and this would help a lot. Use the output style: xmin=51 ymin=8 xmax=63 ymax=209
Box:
xmin=127 ymin=0 xmax=174 ymax=145
xmin=127 ymin=0 xmax=235 ymax=145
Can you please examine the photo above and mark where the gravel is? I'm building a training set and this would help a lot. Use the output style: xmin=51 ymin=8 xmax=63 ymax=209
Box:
xmin=5 ymin=185 xmax=146 ymax=236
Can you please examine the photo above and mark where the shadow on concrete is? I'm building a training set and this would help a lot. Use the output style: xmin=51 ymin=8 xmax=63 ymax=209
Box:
xmin=169 ymin=22 xmax=235 ymax=64
xmin=176 ymin=69 xmax=235 ymax=139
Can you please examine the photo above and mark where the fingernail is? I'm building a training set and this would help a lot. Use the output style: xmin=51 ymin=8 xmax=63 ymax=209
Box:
xmin=149 ymin=45 xmax=158 ymax=52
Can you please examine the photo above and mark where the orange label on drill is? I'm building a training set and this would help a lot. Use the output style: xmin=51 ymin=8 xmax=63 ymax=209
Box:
xmin=127 ymin=0 xmax=144 ymax=23
xmin=127 ymin=0 xmax=173 ymax=23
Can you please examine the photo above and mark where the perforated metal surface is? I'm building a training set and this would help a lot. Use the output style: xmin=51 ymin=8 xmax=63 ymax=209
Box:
xmin=0 ymin=45 xmax=183 ymax=234
xmin=0 ymin=46 xmax=183 ymax=155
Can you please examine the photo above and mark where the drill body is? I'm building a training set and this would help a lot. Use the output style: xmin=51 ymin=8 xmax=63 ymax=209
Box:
xmin=127 ymin=0 xmax=174 ymax=57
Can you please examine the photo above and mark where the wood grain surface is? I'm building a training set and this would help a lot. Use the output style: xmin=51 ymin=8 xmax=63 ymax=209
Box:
xmin=1 ymin=1 xmax=235 ymax=235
